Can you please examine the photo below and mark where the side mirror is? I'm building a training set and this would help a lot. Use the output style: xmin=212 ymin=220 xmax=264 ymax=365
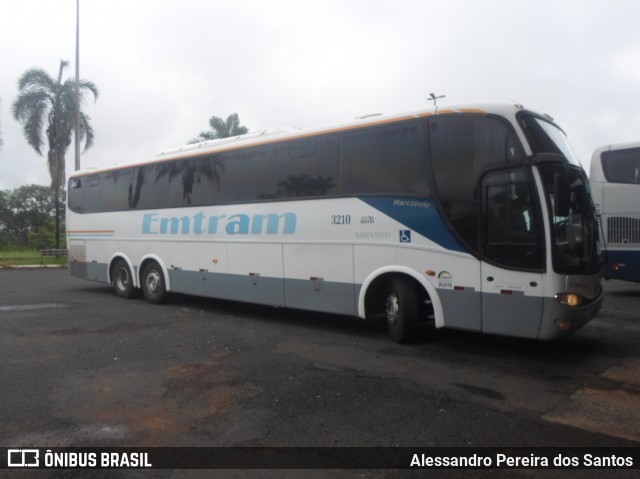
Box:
xmin=554 ymin=173 xmax=570 ymax=217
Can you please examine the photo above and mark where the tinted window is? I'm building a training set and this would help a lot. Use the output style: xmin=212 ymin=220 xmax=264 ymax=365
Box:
xmin=101 ymin=169 xmax=132 ymax=211
xmin=69 ymin=119 xmax=438 ymax=213
xmin=340 ymin=122 xmax=428 ymax=196
xmin=217 ymin=147 xmax=273 ymax=203
xmin=602 ymin=148 xmax=640 ymax=184
xmin=430 ymin=116 xmax=522 ymax=253
xmin=539 ymin=164 xmax=601 ymax=275
xmin=85 ymin=175 xmax=101 ymax=212
xmin=68 ymin=175 xmax=101 ymax=213
xmin=520 ymin=115 xmax=581 ymax=166
xmin=483 ymin=168 xmax=543 ymax=270
xmin=68 ymin=177 xmax=85 ymax=212
xmin=131 ymin=164 xmax=170 ymax=209
xmin=272 ymin=137 xmax=339 ymax=198
xmin=166 ymin=156 xmax=219 ymax=207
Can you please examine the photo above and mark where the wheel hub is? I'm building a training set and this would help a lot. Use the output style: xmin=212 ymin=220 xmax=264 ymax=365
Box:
xmin=116 ymin=269 xmax=129 ymax=289
xmin=386 ymin=294 xmax=399 ymax=327
xmin=146 ymin=271 xmax=161 ymax=294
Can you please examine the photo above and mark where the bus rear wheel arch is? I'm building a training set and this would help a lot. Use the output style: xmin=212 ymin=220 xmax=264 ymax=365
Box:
xmin=140 ymin=260 xmax=167 ymax=304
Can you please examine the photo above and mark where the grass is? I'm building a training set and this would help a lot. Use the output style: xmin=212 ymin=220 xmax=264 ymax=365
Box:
xmin=0 ymin=248 xmax=68 ymax=267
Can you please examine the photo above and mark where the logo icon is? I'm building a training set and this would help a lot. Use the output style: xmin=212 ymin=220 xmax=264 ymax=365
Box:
xmin=399 ymin=230 xmax=412 ymax=243
xmin=437 ymin=271 xmax=453 ymax=289
xmin=8 ymin=449 xmax=40 ymax=467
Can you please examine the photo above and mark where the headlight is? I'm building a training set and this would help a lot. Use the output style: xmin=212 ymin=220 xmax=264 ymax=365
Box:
xmin=555 ymin=293 xmax=583 ymax=307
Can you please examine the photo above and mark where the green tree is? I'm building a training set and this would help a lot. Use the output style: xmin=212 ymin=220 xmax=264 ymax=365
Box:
xmin=0 ymin=190 xmax=8 ymax=248
xmin=190 ymin=112 xmax=248 ymax=143
xmin=12 ymin=60 xmax=98 ymax=248
xmin=0 ymin=185 xmax=63 ymax=248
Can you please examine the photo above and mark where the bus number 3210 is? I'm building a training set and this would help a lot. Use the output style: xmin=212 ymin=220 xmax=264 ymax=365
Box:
xmin=331 ymin=214 xmax=351 ymax=225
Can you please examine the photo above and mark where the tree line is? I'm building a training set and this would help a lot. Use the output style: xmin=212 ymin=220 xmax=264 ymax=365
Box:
xmin=0 ymin=184 xmax=64 ymax=249
xmin=2 ymin=59 xmax=248 ymax=250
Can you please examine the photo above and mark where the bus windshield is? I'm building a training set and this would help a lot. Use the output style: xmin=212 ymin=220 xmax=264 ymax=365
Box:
xmin=521 ymin=115 xmax=582 ymax=167
xmin=519 ymin=112 xmax=600 ymax=273
xmin=539 ymin=165 xmax=601 ymax=275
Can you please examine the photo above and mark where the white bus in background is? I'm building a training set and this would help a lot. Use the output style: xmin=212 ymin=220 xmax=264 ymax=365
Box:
xmin=67 ymin=103 xmax=603 ymax=343
xmin=590 ymin=142 xmax=640 ymax=282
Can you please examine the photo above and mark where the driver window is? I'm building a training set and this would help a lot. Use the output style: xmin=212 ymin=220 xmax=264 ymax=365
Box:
xmin=483 ymin=168 xmax=543 ymax=271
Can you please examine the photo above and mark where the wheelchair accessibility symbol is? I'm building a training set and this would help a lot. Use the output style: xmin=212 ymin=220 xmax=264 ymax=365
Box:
xmin=399 ymin=230 xmax=412 ymax=243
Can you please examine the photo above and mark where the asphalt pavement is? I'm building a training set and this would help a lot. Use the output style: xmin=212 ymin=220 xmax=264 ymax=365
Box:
xmin=0 ymin=268 xmax=638 ymax=478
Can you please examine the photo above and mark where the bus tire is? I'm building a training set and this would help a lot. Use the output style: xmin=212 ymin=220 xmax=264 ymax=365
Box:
xmin=385 ymin=277 xmax=420 ymax=343
xmin=112 ymin=259 xmax=135 ymax=299
xmin=141 ymin=261 xmax=167 ymax=304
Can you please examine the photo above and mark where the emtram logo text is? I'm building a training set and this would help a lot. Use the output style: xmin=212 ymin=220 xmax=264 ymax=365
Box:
xmin=142 ymin=211 xmax=297 ymax=236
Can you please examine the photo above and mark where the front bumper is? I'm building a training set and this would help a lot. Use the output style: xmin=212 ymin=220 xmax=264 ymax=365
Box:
xmin=538 ymin=286 xmax=604 ymax=339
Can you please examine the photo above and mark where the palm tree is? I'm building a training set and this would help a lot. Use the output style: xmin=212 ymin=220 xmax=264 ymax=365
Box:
xmin=12 ymin=60 xmax=98 ymax=248
xmin=190 ymin=113 xmax=248 ymax=143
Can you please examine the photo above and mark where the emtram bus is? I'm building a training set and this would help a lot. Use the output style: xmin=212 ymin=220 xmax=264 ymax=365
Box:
xmin=67 ymin=103 xmax=603 ymax=342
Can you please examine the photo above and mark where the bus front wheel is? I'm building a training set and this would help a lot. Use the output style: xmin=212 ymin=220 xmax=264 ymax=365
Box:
xmin=385 ymin=277 xmax=420 ymax=343
xmin=141 ymin=261 xmax=167 ymax=304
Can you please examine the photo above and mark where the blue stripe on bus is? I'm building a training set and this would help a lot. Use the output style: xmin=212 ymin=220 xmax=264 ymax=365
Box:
xmin=359 ymin=197 xmax=465 ymax=252
xmin=603 ymin=249 xmax=640 ymax=283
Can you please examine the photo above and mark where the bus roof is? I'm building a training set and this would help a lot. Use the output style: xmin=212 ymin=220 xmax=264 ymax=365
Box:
xmin=70 ymin=102 xmax=544 ymax=178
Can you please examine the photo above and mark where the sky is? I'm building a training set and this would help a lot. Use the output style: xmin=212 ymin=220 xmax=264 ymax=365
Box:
xmin=2 ymin=0 xmax=640 ymax=191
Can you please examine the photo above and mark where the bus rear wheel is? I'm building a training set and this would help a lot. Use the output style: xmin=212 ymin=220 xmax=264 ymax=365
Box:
xmin=141 ymin=261 xmax=167 ymax=304
xmin=112 ymin=259 xmax=135 ymax=299
xmin=385 ymin=277 xmax=420 ymax=343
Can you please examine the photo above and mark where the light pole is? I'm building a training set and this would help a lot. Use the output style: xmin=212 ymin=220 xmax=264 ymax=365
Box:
xmin=74 ymin=0 xmax=81 ymax=171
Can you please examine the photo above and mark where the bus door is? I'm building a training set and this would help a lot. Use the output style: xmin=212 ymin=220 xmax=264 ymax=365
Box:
xmin=480 ymin=168 xmax=545 ymax=338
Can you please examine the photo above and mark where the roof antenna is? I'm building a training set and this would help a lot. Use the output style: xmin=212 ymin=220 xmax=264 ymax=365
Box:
xmin=428 ymin=92 xmax=445 ymax=106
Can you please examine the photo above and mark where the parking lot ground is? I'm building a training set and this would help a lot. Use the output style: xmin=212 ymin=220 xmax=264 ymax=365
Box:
xmin=0 ymin=269 xmax=639 ymax=478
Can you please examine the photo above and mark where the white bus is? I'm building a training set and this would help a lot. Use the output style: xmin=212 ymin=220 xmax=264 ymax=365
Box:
xmin=590 ymin=141 xmax=640 ymax=282
xmin=67 ymin=103 xmax=603 ymax=342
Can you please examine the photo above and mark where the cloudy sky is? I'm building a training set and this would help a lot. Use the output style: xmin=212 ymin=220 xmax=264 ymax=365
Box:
xmin=1 ymin=0 xmax=640 ymax=191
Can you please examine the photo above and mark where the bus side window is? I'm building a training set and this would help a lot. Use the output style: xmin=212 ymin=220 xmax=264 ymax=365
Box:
xmin=217 ymin=147 xmax=273 ymax=203
xmin=273 ymin=137 xmax=339 ymax=198
xmin=129 ymin=165 xmax=168 ymax=209
xmin=102 ymin=169 xmax=132 ymax=211
xmin=166 ymin=156 xmax=217 ymax=207
xmin=602 ymin=148 xmax=640 ymax=184
xmin=68 ymin=178 xmax=84 ymax=212
xmin=339 ymin=123 xmax=427 ymax=196
xmin=430 ymin=116 xmax=516 ymax=254
xmin=86 ymin=175 xmax=101 ymax=212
